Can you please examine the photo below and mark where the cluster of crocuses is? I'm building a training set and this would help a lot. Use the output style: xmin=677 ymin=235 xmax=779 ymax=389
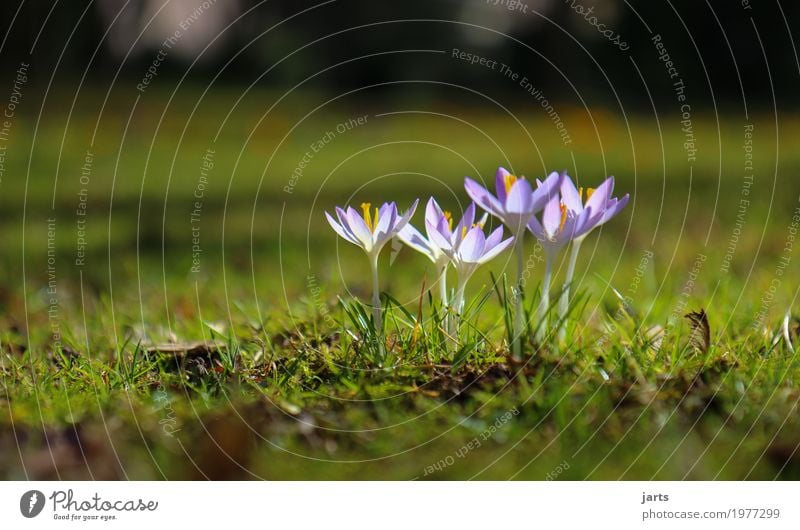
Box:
xmin=326 ymin=168 xmax=628 ymax=350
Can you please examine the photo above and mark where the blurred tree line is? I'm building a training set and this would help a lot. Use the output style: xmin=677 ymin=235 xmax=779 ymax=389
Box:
xmin=0 ymin=0 xmax=797 ymax=109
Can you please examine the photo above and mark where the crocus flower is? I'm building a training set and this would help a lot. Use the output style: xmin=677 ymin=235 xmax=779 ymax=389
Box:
xmin=464 ymin=168 xmax=563 ymax=355
xmin=426 ymin=203 xmax=514 ymax=325
xmin=397 ymin=198 xmax=452 ymax=306
xmin=527 ymin=187 xmax=595 ymax=341
xmin=559 ymin=175 xmax=629 ymax=243
xmin=326 ymin=199 xmax=419 ymax=331
xmin=556 ymin=174 xmax=629 ymax=338
xmin=526 ymin=189 xmax=595 ymax=253
xmin=398 ymin=198 xmax=489 ymax=308
xmin=465 ymin=167 xmax=561 ymax=235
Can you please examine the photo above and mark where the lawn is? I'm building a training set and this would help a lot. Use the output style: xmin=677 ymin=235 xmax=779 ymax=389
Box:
xmin=1 ymin=86 xmax=799 ymax=479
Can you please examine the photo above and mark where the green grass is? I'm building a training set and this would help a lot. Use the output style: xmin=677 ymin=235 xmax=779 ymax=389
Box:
xmin=1 ymin=86 xmax=799 ymax=479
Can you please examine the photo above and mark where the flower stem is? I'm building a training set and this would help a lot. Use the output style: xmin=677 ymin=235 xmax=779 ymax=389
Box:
xmin=438 ymin=263 xmax=449 ymax=334
xmin=448 ymin=274 xmax=469 ymax=348
xmin=453 ymin=277 xmax=467 ymax=325
xmin=513 ymin=236 xmax=525 ymax=358
xmin=370 ymin=254 xmax=382 ymax=333
xmin=438 ymin=264 xmax=448 ymax=308
xmin=536 ymin=252 xmax=554 ymax=343
xmin=558 ymin=239 xmax=582 ymax=342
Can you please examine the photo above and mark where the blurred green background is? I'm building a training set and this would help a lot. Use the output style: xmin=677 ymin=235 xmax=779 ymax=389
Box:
xmin=3 ymin=87 xmax=797 ymax=339
xmin=0 ymin=0 xmax=797 ymax=326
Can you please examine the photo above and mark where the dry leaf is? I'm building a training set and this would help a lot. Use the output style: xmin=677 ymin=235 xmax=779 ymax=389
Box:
xmin=685 ymin=309 xmax=710 ymax=353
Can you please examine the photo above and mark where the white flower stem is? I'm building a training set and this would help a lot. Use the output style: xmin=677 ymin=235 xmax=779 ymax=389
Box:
xmin=558 ymin=239 xmax=582 ymax=342
xmin=453 ymin=277 xmax=467 ymax=323
xmin=536 ymin=252 xmax=554 ymax=343
xmin=438 ymin=263 xmax=449 ymax=333
xmin=448 ymin=274 xmax=469 ymax=350
xmin=438 ymin=264 xmax=448 ymax=308
xmin=370 ymin=254 xmax=382 ymax=333
xmin=513 ymin=236 xmax=525 ymax=358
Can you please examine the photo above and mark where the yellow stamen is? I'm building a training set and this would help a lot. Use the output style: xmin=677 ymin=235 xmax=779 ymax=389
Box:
xmin=461 ymin=225 xmax=468 ymax=240
xmin=360 ymin=202 xmax=376 ymax=231
xmin=504 ymin=174 xmax=518 ymax=195
xmin=578 ymin=187 xmax=584 ymax=202
xmin=444 ymin=211 xmax=453 ymax=231
xmin=559 ymin=203 xmax=568 ymax=232
xmin=585 ymin=187 xmax=595 ymax=202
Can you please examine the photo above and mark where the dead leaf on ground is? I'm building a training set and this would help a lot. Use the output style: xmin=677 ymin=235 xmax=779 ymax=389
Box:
xmin=685 ymin=309 xmax=710 ymax=354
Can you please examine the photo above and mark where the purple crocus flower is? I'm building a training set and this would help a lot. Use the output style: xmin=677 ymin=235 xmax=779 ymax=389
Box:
xmin=526 ymin=175 xmax=600 ymax=342
xmin=556 ymin=174 xmax=629 ymax=339
xmin=526 ymin=190 xmax=595 ymax=252
xmin=464 ymin=168 xmax=564 ymax=355
xmin=559 ymin=175 xmax=629 ymax=242
xmin=397 ymin=198 xmax=451 ymax=269
xmin=326 ymin=200 xmax=418 ymax=259
xmin=398 ymin=197 xmax=475 ymax=308
xmin=464 ymin=167 xmax=561 ymax=235
xmin=425 ymin=203 xmax=514 ymax=317
xmin=326 ymin=199 xmax=419 ymax=331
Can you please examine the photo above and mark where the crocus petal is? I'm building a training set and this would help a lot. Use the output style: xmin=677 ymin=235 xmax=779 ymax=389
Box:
xmin=572 ymin=206 xmax=596 ymax=238
xmin=335 ymin=206 xmax=361 ymax=243
xmin=393 ymin=199 xmax=419 ymax=234
xmin=484 ymin=226 xmax=505 ymax=250
xmin=374 ymin=202 xmax=397 ymax=242
xmin=477 ymin=235 xmax=515 ymax=265
xmin=560 ymin=174 xmax=583 ymax=213
xmin=527 ymin=215 xmax=545 ymax=239
xmin=346 ymin=206 xmax=374 ymax=248
xmin=559 ymin=213 xmax=577 ymax=243
xmin=495 ymin=166 xmax=512 ymax=203
xmin=453 ymin=203 xmax=476 ymax=245
xmin=398 ymin=223 xmax=437 ymax=262
xmin=541 ymin=194 xmax=563 ymax=237
xmin=465 ymin=177 xmax=503 ymax=218
xmin=425 ymin=197 xmax=444 ymax=231
xmin=326 ymin=211 xmax=360 ymax=246
xmin=601 ymin=193 xmax=629 ymax=224
xmin=335 ymin=206 xmax=355 ymax=232
xmin=427 ymin=217 xmax=454 ymax=253
xmin=531 ymin=171 xmax=564 ymax=212
xmin=457 ymin=226 xmax=486 ymax=263
xmin=505 ymin=178 xmax=534 ymax=215
xmin=435 ymin=215 xmax=453 ymax=239
xmin=584 ymin=176 xmax=614 ymax=216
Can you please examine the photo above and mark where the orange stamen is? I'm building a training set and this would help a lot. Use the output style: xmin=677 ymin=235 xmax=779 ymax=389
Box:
xmin=504 ymin=174 xmax=518 ymax=195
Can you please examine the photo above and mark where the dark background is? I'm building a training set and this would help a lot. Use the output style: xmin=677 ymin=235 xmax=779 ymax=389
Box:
xmin=1 ymin=0 xmax=796 ymax=110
